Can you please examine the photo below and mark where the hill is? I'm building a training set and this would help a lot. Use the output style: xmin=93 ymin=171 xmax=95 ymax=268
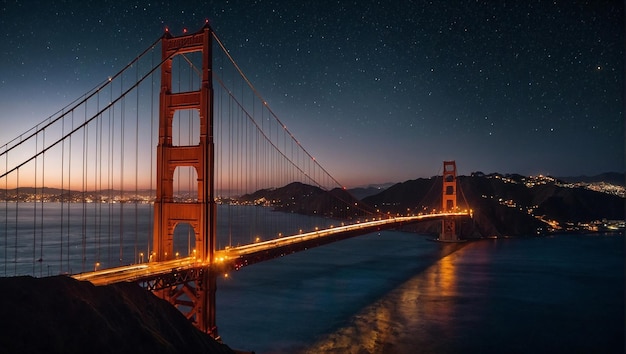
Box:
xmin=237 ymin=181 xmax=375 ymax=218
xmin=234 ymin=174 xmax=623 ymax=237
xmin=363 ymin=175 xmax=624 ymax=236
xmin=0 ymin=276 xmax=236 ymax=354
xmin=347 ymin=183 xmax=394 ymax=200
xmin=559 ymin=172 xmax=624 ymax=186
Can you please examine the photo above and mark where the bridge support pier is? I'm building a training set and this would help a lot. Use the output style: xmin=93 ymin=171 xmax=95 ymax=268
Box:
xmin=440 ymin=218 xmax=458 ymax=241
xmin=197 ymin=269 xmax=218 ymax=336
xmin=148 ymin=267 xmax=218 ymax=338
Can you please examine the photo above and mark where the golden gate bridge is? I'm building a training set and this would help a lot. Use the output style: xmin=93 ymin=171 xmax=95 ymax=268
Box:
xmin=0 ymin=22 xmax=471 ymax=337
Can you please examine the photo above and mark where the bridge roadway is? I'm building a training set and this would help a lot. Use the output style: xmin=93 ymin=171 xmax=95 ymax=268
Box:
xmin=72 ymin=212 xmax=470 ymax=286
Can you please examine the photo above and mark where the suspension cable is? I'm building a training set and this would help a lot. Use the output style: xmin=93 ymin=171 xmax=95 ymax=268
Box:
xmin=0 ymin=51 xmax=176 ymax=181
xmin=212 ymin=32 xmax=345 ymax=190
xmin=0 ymin=36 xmax=163 ymax=157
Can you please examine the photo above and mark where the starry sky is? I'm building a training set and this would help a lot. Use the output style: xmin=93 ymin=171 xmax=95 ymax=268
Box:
xmin=0 ymin=1 xmax=623 ymax=187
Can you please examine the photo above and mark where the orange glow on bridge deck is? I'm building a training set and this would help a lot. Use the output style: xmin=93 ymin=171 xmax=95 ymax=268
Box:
xmin=72 ymin=212 xmax=471 ymax=286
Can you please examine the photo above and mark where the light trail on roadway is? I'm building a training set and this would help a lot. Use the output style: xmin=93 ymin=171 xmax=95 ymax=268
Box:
xmin=72 ymin=212 xmax=470 ymax=286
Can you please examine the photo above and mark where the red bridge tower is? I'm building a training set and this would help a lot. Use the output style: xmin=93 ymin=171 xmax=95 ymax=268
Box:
xmin=440 ymin=160 xmax=459 ymax=241
xmin=152 ymin=23 xmax=218 ymax=337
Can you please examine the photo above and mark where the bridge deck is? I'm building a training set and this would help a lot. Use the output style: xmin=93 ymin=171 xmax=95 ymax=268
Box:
xmin=73 ymin=212 xmax=470 ymax=286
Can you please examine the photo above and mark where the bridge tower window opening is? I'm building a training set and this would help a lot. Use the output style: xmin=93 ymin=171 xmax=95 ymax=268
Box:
xmin=171 ymin=52 xmax=202 ymax=94
xmin=173 ymin=166 xmax=199 ymax=202
xmin=172 ymin=222 xmax=197 ymax=258
xmin=172 ymin=109 xmax=200 ymax=146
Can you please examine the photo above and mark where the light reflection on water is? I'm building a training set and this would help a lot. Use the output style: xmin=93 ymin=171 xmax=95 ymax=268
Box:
xmin=300 ymin=245 xmax=465 ymax=354
xmin=216 ymin=233 xmax=467 ymax=353
xmin=297 ymin=236 xmax=624 ymax=354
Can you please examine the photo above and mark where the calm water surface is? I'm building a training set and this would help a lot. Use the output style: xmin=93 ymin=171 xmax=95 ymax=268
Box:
xmin=0 ymin=203 xmax=337 ymax=275
xmin=1 ymin=204 xmax=623 ymax=353
xmin=216 ymin=233 xmax=624 ymax=353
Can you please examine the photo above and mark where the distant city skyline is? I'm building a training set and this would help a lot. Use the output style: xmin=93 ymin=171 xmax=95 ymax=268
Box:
xmin=1 ymin=1 xmax=623 ymax=188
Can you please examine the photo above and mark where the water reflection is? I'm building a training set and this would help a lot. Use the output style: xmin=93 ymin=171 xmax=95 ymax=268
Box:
xmin=223 ymin=236 xmax=622 ymax=353
xmin=302 ymin=243 xmax=468 ymax=354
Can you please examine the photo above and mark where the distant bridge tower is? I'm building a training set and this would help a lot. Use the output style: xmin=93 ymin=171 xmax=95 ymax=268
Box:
xmin=152 ymin=23 xmax=218 ymax=337
xmin=440 ymin=160 xmax=458 ymax=241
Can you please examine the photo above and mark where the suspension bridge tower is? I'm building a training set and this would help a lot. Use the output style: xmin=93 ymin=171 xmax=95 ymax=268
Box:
xmin=440 ymin=160 xmax=459 ymax=241
xmin=152 ymin=23 xmax=218 ymax=336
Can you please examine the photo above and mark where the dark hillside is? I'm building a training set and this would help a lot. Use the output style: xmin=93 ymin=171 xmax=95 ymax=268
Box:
xmin=559 ymin=172 xmax=624 ymax=186
xmin=362 ymin=177 xmax=441 ymax=213
xmin=531 ymin=183 xmax=624 ymax=221
xmin=0 ymin=276 xmax=236 ymax=354
xmin=364 ymin=175 xmax=624 ymax=236
xmin=238 ymin=181 xmax=374 ymax=218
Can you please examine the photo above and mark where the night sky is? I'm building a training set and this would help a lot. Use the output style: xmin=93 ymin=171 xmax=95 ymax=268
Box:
xmin=1 ymin=1 xmax=623 ymax=187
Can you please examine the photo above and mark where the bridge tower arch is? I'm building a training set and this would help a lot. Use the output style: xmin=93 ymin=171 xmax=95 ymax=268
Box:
xmin=440 ymin=160 xmax=458 ymax=241
xmin=152 ymin=23 xmax=218 ymax=336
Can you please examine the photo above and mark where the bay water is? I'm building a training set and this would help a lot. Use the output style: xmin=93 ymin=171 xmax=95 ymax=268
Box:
xmin=0 ymin=203 xmax=623 ymax=353
xmin=216 ymin=233 xmax=624 ymax=353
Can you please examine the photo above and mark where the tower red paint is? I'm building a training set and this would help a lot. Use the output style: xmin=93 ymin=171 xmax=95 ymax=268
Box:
xmin=152 ymin=23 xmax=218 ymax=336
xmin=440 ymin=160 xmax=458 ymax=241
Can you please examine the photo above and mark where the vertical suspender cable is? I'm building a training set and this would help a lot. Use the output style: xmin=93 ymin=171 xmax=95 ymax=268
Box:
xmin=97 ymin=91 xmax=102 ymax=266
xmin=134 ymin=59 xmax=139 ymax=263
xmin=108 ymin=81 xmax=114 ymax=267
xmin=93 ymin=94 xmax=99 ymax=267
xmin=4 ymin=145 xmax=7 ymax=276
xmin=245 ymin=95 xmax=249 ymax=205
xmin=40 ymin=130 xmax=45 ymax=276
xmin=65 ymin=110 xmax=74 ymax=274
xmin=82 ymin=110 xmax=87 ymax=272
xmin=67 ymin=112 xmax=72 ymax=273
xmin=60 ymin=113 xmax=65 ymax=273
xmin=252 ymin=106 xmax=256 ymax=225
xmin=237 ymin=77 xmax=242 ymax=232
xmin=32 ymin=130 xmax=37 ymax=275
xmin=14 ymin=169 xmax=19 ymax=275
xmin=228 ymin=85 xmax=232 ymax=247
xmin=148 ymin=47 xmax=155 ymax=259
xmin=120 ymin=82 xmax=125 ymax=265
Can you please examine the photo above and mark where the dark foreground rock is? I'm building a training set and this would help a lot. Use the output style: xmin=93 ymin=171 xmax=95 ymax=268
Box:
xmin=0 ymin=276 xmax=236 ymax=354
